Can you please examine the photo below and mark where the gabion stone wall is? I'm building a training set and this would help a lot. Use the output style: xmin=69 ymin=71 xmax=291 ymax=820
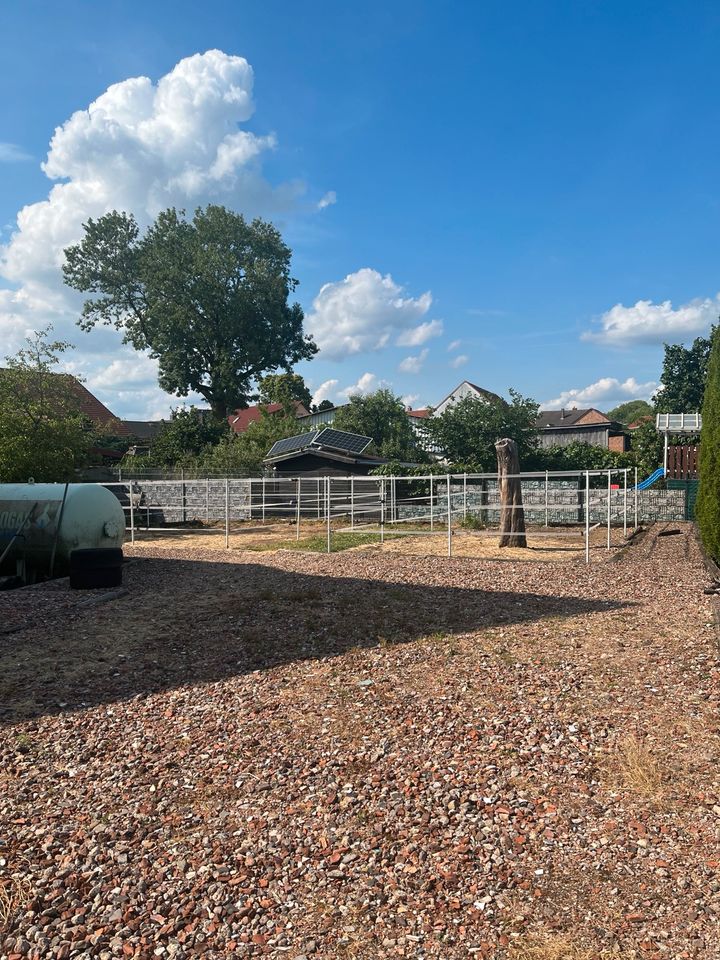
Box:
xmin=395 ymin=480 xmax=686 ymax=525
xmin=116 ymin=480 xmax=252 ymax=524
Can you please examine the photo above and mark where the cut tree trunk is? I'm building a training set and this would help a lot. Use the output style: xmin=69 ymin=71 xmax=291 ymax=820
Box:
xmin=495 ymin=437 xmax=527 ymax=548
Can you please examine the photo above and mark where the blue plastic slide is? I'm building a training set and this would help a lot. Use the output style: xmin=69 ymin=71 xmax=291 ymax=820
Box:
xmin=635 ymin=467 xmax=666 ymax=490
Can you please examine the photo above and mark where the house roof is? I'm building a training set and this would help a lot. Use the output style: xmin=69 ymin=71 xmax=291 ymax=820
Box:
xmin=536 ymin=408 xmax=610 ymax=429
xmin=407 ymin=408 xmax=430 ymax=419
xmin=228 ymin=400 xmax=309 ymax=434
xmin=56 ymin=375 xmax=130 ymax=433
xmin=122 ymin=419 xmax=164 ymax=440
xmin=266 ymin=447 xmax=386 ymax=469
xmin=434 ymin=380 xmax=504 ymax=411
xmin=0 ymin=368 xmax=131 ymax=435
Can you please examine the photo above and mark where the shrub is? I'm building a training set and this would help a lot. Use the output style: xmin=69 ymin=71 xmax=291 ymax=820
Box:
xmin=697 ymin=328 xmax=720 ymax=559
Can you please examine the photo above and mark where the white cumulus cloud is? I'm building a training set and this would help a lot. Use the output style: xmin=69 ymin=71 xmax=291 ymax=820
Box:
xmin=545 ymin=376 xmax=658 ymax=409
xmin=311 ymin=378 xmax=339 ymax=406
xmin=0 ymin=49 xmax=303 ymax=419
xmin=305 ymin=268 xmax=433 ymax=360
xmin=449 ymin=354 xmax=468 ymax=369
xmin=398 ymin=348 xmax=428 ymax=374
xmin=582 ymin=294 xmax=720 ymax=346
xmin=396 ymin=318 xmax=443 ymax=347
xmin=340 ymin=372 xmax=379 ymax=398
xmin=447 ymin=339 xmax=461 ymax=352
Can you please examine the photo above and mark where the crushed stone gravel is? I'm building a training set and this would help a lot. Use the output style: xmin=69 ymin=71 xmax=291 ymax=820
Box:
xmin=1 ymin=522 xmax=719 ymax=959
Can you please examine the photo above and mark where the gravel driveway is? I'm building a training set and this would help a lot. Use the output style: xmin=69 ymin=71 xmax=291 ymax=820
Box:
xmin=1 ymin=523 xmax=719 ymax=959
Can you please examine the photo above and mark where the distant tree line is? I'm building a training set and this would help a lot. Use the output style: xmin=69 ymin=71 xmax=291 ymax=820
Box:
xmin=0 ymin=200 xmax=712 ymax=482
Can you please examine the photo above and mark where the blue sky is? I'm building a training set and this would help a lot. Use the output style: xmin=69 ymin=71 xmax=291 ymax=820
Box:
xmin=1 ymin=0 xmax=718 ymax=418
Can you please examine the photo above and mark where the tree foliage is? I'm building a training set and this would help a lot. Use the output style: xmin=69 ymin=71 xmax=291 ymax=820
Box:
xmin=63 ymin=205 xmax=317 ymax=419
xmin=258 ymin=372 xmax=312 ymax=411
xmin=605 ymin=399 xmax=654 ymax=425
xmin=148 ymin=408 xmax=229 ymax=467
xmin=0 ymin=327 xmax=93 ymax=482
xmin=197 ymin=409 xmax=301 ymax=475
xmin=654 ymin=332 xmax=713 ymax=412
xmin=333 ymin=389 xmax=426 ymax=461
xmin=423 ymin=391 xmax=539 ymax=470
xmin=528 ymin=441 xmax=635 ymax=473
xmin=628 ymin=420 xmax=664 ymax=479
xmin=697 ymin=329 xmax=720 ymax=559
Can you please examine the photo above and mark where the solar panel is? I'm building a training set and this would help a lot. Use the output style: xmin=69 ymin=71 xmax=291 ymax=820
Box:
xmin=266 ymin=430 xmax=319 ymax=458
xmin=315 ymin=428 xmax=372 ymax=455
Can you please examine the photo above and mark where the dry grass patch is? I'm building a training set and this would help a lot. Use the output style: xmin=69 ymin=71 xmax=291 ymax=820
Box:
xmin=603 ymin=735 xmax=664 ymax=799
xmin=0 ymin=869 xmax=32 ymax=933
xmin=508 ymin=933 xmax=634 ymax=960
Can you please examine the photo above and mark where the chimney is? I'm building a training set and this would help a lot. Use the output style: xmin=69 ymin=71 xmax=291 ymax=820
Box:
xmin=560 ymin=408 xmax=565 ymax=420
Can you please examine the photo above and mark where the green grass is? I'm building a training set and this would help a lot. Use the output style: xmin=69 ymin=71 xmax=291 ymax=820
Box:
xmin=249 ymin=532 xmax=392 ymax=553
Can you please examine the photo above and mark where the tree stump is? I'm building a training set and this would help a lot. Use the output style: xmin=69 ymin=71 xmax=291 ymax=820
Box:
xmin=495 ymin=437 xmax=527 ymax=548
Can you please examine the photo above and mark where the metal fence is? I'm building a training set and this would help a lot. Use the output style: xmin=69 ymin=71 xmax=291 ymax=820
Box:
xmin=102 ymin=467 xmax=687 ymax=564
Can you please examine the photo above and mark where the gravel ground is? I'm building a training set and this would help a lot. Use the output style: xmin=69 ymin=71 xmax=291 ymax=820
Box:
xmin=1 ymin=522 xmax=719 ymax=959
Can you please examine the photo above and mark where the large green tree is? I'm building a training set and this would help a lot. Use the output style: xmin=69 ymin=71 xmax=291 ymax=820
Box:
xmin=423 ymin=390 xmax=539 ymax=469
xmin=0 ymin=327 xmax=93 ymax=482
xmin=654 ymin=332 xmax=713 ymax=412
xmin=63 ymin=205 xmax=317 ymax=419
xmin=333 ymin=389 xmax=426 ymax=461
xmin=606 ymin=399 xmax=654 ymax=425
xmin=258 ymin=372 xmax=312 ymax=411
xmin=697 ymin=329 xmax=720 ymax=559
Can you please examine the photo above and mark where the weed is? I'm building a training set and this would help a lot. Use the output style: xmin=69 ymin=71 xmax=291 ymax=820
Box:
xmin=459 ymin=512 xmax=486 ymax=530
xmin=508 ymin=933 xmax=630 ymax=960
xmin=604 ymin=735 xmax=664 ymax=798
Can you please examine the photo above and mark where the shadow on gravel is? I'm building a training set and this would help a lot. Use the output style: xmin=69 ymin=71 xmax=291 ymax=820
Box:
xmin=0 ymin=555 xmax=632 ymax=722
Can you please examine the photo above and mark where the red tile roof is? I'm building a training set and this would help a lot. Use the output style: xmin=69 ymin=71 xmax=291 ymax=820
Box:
xmin=228 ymin=400 xmax=309 ymax=434
xmin=407 ymin=408 xmax=430 ymax=418
xmin=59 ymin=376 xmax=131 ymax=434
xmin=0 ymin=369 xmax=131 ymax=435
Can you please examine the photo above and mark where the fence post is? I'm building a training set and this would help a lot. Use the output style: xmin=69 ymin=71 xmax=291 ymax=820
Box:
xmin=380 ymin=478 xmax=385 ymax=543
xmin=225 ymin=478 xmax=229 ymax=549
xmin=351 ymin=476 xmax=355 ymax=529
xmin=463 ymin=473 xmax=467 ymax=520
xmin=206 ymin=478 xmax=210 ymax=522
xmin=545 ymin=470 xmax=549 ymax=528
xmin=634 ymin=467 xmax=638 ymax=529
xmin=326 ymin=477 xmax=331 ymax=553
xmin=447 ymin=474 xmax=452 ymax=557
xmin=129 ymin=481 xmax=135 ymax=545
xmin=262 ymin=477 xmax=266 ymax=523
xmin=296 ymin=477 xmax=301 ymax=541
xmin=181 ymin=468 xmax=186 ymax=524
xmin=623 ymin=469 xmax=628 ymax=538
xmin=585 ymin=470 xmax=590 ymax=564
xmin=430 ymin=475 xmax=434 ymax=530
xmin=607 ymin=471 xmax=611 ymax=550
xmin=317 ymin=478 xmax=321 ymax=519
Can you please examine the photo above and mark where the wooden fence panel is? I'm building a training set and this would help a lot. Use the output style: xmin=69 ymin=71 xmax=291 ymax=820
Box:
xmin=667 ymin=444 xmax=699 ymax=480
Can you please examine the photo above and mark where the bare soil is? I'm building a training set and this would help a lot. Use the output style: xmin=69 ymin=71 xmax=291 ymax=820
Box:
xmin=126 ymin=521 xmax=628 ymax=563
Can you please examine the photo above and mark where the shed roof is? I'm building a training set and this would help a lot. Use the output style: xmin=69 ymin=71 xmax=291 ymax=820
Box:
xmin=536 ymin=408 xmax=610 ymax=429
